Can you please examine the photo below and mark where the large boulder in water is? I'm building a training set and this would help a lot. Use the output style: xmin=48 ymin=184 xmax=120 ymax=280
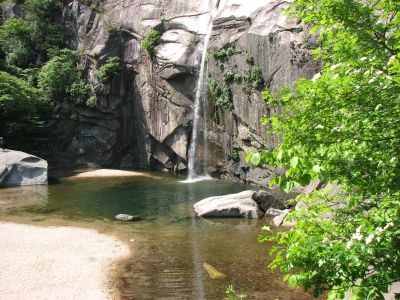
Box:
xmin=193 ymin=190 xmax=263 ymax=219
xmin=0 ymin=150 xmax=48 ymax=187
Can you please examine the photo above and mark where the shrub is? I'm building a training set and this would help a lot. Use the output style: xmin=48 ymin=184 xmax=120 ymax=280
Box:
xmin=233 ymin=73 xmax=243 ymax=83
xmin=209 ymin=49 xmax=227 ymax=59
xmin=209 ymin=76 xmax=233 ymax=109
xmin=208 ymin=77 xmax=222 ymax=98
xmin=86 ymin=95 xmax=97 ymax=108
xmin=245 ymin=52 xmax=254 ymax=65
xmin=94 ymin=56 xmax=121 ymax=82
xmin=140 ymin=28 xmax=161 ymax=55
xmin=215 ymin=84 xmax=233 ymax=109
xmin=249 ymin=66 xmax=264 ymax=89
xmin=68 ymin=79 xmax=93 ymax=104
xmin=223 ymin=70 xmax=235 ymax=83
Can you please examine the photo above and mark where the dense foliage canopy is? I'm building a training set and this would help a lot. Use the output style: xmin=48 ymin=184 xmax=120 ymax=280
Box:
xmin=0 ymin=71 xmax=41 ymax=144
xmin=0 ymin=0 xmax=111 ymax=150
xmin=247 ymin=0 xmax=400 ymax=299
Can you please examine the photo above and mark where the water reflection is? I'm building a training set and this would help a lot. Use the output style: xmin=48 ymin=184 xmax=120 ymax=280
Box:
xmin=0 ymin=185 xmax=48 ymax=212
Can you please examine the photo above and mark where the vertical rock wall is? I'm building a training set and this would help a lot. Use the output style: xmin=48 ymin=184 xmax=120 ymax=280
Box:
xmin=56 ymin=0 xmax=320 ymax=183
xmin=206 ymin=0 xmax=321 ymax=184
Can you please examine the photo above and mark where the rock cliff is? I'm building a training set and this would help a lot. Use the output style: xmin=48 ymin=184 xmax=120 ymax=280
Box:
xmin=56 ymin=0 xmax=320 ymax=183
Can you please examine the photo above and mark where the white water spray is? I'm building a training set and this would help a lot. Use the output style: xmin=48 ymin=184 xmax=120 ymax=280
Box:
xmin=183 ymin=1 xmax=219 ymax=183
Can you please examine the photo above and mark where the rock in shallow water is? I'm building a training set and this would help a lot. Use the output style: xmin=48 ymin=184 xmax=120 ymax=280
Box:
xmin=0 ymin=150 xmax=48 ymax=187
xmin=203 ymin=262 xmax=226 ymax=280
xmin=193 ymin=190 xmax=263 ymax=219
xmin=252 ymin=189 xmax=287 ymax=212
xmin=114 ymin=214 xmax=142 ymax=221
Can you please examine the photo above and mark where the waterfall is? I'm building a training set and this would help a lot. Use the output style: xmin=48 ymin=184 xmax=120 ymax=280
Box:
xmin=184 ymin=1 xmax=219 ymax=183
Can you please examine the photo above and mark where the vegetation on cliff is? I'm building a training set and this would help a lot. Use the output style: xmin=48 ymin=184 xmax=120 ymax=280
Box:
xmin=0 ymin=0 xmax=120 ymax=150
xmin=247 ymin=0 xmax=400 ymax=298
xmin=0 ymin=0 xmax=66 ymax=148
xmin=140 ymin=28 xmax=161 ymax=55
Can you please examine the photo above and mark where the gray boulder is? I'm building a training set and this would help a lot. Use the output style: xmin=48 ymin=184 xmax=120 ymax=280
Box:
xmin=193 ymin=190 xmax=264 ymax=219
xmin=0 ymin=150 xmax=48 ymax=187
xmin=252 ymin=189 xmax=287 ymax=212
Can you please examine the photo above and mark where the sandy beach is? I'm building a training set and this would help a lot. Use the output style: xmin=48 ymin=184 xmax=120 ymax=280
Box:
xmin=0 ymin=222 xmax=129 ymax=300
xmin=70 ymin=169 xmax=160 ymax=179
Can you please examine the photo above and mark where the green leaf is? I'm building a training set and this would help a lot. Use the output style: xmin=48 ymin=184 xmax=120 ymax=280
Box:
xmin=312 ymin=165 xmax=321 ymax=173
xmin=258 ymin=235 xmax=268 ymax=243
xmin=285 ymin=275 xmax=301 ymax=287
xmin=250 ymin=152 xmax=261 ymax=165
xmin=269 ymin=176 xmax=281 ymax=187
xmin=244 ymin=152 xmax=253 ymax=164
xmin=297 ymin=174 xmax=312 ymax=186
xmin=276 ymin=149 xmax=283 ymax=161
xmin=260 ymin=117 xmax=269 ymax=125
xmin=290 ymin=156 xmax=299 ymax=168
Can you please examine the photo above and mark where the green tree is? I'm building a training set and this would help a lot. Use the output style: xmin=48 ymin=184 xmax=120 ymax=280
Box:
xmin=0 ymin=0 xmax=64 ymax=69
xmin=38 ymin=49 xmax=95 ymax=106
xmin=25 ymin=0 xmax=64 ymax=57
xmin=0 ymin=71 xmax=41 ymax=143
xmin=38 ymin=49 xmax=81 ymax=103
xmin=247 ymin=0 xmax=400 ymax=299
xmin=0 ymin=17 xmax=34 ymax=67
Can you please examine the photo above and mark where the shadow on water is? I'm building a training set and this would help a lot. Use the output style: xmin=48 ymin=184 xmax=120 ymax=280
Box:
xmin=0 ymin=172 xmax=320 ymax=300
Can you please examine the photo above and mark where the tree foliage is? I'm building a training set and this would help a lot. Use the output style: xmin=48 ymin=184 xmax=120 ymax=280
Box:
xmin=0 ymin=0 xmax=63 ymax=69
xmin=38 ymin=49 xmax=95 ymax=106
xmin=247 ymin=0 xmax=400 ymax=298
xmin=0 ymin=0 xmax=100 ymax=151
xmin=0 ymin=71 xmax=40 ymax=140
xmin=0 ymin=17 xmax=34 ymax=67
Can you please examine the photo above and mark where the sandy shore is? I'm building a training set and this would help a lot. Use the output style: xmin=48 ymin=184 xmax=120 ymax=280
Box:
xmin=70 ymin=169 xmax=160 ymax=179
xmin=0 ymin=222 xmax=129 ymax=300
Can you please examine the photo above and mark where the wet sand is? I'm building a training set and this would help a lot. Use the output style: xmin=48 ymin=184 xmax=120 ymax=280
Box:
xmin=0 ymin=222 xmax=130 ymax=300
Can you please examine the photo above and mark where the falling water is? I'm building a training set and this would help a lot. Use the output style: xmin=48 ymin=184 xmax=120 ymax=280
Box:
xmin=184 ymin=1 xmax=219 ymax=183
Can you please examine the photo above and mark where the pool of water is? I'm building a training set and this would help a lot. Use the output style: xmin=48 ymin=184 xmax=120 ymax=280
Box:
xmin=0 ymin=171 xmax=318 ymax=300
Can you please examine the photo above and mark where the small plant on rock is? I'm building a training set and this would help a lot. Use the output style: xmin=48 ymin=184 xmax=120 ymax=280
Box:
xmin=249 ymin=66 xmax=264 ymax=89
xmin=140 ymin=28 xmax=161 ymax=55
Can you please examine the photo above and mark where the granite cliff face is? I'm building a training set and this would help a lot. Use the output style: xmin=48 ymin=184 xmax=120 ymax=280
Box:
xmin=57 ymin=0 xmax=320 ymax=184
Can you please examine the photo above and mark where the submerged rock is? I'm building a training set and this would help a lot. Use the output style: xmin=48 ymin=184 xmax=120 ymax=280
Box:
xmin=203 ymin=262 xmax=226 ymax=280
xmin=193 ymin=190 xmax=263 ymax=219
xmin=0 ymin=150 xmax=48 ymax=187
xmin=114 ymin=214 xmax=142 ymax=221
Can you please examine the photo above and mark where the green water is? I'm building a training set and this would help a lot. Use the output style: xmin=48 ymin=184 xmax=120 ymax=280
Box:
xmin=0 ymin=172 xmax=317 ymax=300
